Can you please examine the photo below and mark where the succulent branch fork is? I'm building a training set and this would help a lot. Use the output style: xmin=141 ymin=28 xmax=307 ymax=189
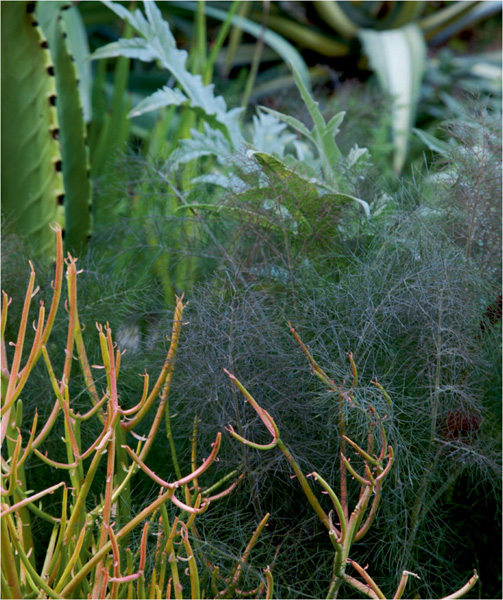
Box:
xmin=1 ymin=225 xmax=272 ymax=599
xmin=225 ymin=325 xmax=478 ymax=600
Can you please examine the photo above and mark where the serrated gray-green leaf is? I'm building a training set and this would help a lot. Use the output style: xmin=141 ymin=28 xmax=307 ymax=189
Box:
xmin=37 ymin=1 xmax=92 ymax=256
xmin=169 ymin=124 xmax=234 ymax=170
xmin=129 ymin=86 xmax=188 ymax=118
xmin=101 ymin=1 xmax=152 ymax=39
xmin=1 ymin=2 xmax=65 ymax=261
xmin=346 ymin=145 xmax=370 ymax=168
xmin=290 ymin=65 xmax=326 ymax=136
xmin=293 ymin=140 xmax=316 ymax=164
xmin=259 ymin=105 xmax=312 ymax=140
xmin=91 ymin=38 xmax=158 ymax=62
xmin=95 ymin=1 xmax=244 ymax=146
xmin=326 ymin=112 xmax=346 ymax=138
xmin=290 ymin=64 xmax=343 ymax=172
xmin=192 ymin=172 xmax=249 ymax=193
xmin=251 ymin=112 xmax=296 ymax=157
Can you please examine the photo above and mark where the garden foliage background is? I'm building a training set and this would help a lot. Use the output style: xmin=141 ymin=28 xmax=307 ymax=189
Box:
xmin=1 ymin=1 xmax=502 ymax=599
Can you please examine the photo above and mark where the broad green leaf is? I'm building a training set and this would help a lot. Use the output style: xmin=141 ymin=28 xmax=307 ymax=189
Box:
xmin=359 ymin=24 xmax=426 ymax=174
xmin=251 ymin=151 xmax=321 ymax=188
xmin=412 ymin=128 xmax=451 ymax=156
xmin=251 ymin=151 xmax=369 ymax=217
xmin=37 ymin=1 xmax=92 ymax=256
xmin=1 ymin=2 xmax=65 ymax=261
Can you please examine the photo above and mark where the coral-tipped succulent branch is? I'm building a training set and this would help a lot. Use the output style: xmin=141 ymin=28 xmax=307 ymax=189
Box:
xmin=225 ymin=326 xmax=479 ymax=600
xmin=1 ymin=226 xmax=270 ymax=599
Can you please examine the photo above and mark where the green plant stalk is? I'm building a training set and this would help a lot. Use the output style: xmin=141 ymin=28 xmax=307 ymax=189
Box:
xmin=45 ymin=486 xmax=69 ymax=587
xmin=54 ymin=519 xmax=88 ymax=594
xmin=1 ymin=572 xmax=14 ymax=600
xmin=1 ymin=262 xmax=37 ymax=420
xmin=63 ymin=430 xmax=112 ymax=545
xmin=181 ymin=527 xmax=200 ymax=599
xmin=251 ymin=10 xmax=349 ymax=56
xmin=1 ymin=516 xmax=22 ymax=600
xmin=114 ymin=424 xmax=133 ymax=534
xmin=241 ymin=0 xmax=269 ymax=111
xmin=4 ymin=402 xmax=35 ymax=571
xmin=39 ymin=524 xmax=60 ymax=585
xmin=194 ymin=0 xmax=206 ymax=75
xmin=160 ymin=509 xmax=183 ymax=600
xmin=123 ymin=296 xmax=184 ymax=430
xmin=203 ymin=0 xmax=240 ymax=85
xmin=275 ymin=439 xmax=331 ymax=532
xmin=5 ymin=513 xmax=62 ymax=599
xmin=165 ymin=401 xmax=183 ymax=482
xmin=92 ymin=431 xmax=117 ymax=598
xmin=223 ymin=0 xmax=252 ymax=76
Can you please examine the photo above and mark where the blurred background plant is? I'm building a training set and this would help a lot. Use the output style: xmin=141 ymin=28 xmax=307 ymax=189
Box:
xmin=2 ymin=1 xmax=501 ymax=598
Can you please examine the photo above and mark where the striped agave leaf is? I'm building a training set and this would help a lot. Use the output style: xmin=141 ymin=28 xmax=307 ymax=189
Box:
xmin=36 ymin=1 xmax=92 ymax=256
xmin=1 ymin=1 xmax=65 ymax=261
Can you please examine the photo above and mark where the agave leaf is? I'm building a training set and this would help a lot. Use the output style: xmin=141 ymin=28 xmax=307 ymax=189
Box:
xmin=359 ymin=24 xmax=426 ymax=174
xmin=37 ymin=1 xmax=92 ymax=256
xmin=1 ymin=2 xmax=65 ymax=261
xmin=427 ymin=1 xmax=502 ymax=44
xmin=60 ymin=4 xmax=92 ymax=123
xmin=312 ymin=0 xmax=360 ymax=38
